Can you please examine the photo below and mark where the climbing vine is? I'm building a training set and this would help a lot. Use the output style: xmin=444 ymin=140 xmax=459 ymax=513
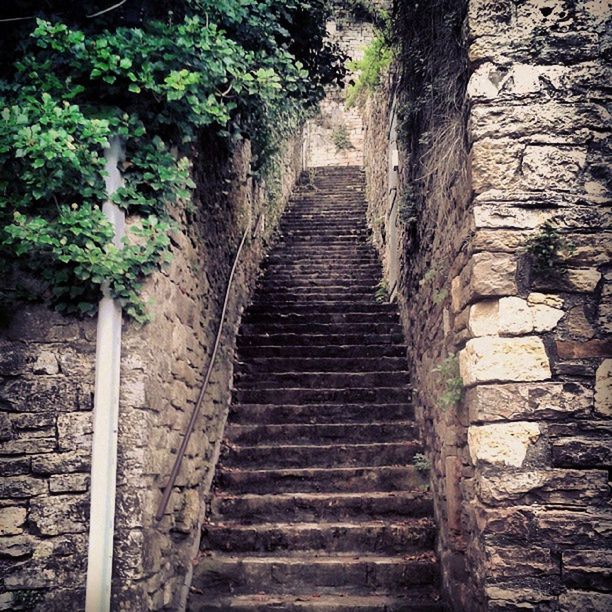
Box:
xmin=0 ymin=1 xmax=346 ymax=321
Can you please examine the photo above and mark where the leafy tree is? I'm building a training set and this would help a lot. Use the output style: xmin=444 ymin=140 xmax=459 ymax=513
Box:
xmin=0 ymin=1 xmax=346 ymax=321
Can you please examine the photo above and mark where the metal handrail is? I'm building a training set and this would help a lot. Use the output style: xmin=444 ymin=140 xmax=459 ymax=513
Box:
xmin=155 ymin=225 xmax=250 ymax=521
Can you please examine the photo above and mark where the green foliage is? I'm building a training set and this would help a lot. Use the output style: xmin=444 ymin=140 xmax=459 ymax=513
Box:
xmin=432 ymin=288 xmax=448 ymax=305
xmin=345 ymin=0 xmax=390 ymax=29
xmin=375 ymin=278 xmax=389 ymax=303
xmin=345 ymin=33 xmax=393 ymax=108
xmin=412 ymin=453 xmax=430 ymax=474
xmin=433 ymin=353 xmax=463 ymax=410
xmin=331 ymin=124 xmax=354 ymax=151
xmin=526 ymin=221 xmax=575 ymax=275
xmin=0 ymin=1 xmax=344 ymax=321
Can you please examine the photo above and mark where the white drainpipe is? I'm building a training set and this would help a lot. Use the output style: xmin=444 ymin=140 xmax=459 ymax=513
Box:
xmin=85 ymin=137 xmax=125 ymax=612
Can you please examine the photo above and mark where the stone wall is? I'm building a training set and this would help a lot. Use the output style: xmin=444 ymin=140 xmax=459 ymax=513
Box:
xmin=304 ymin=4 xmax=378 ymax=168
xmin=363 ymin=0 xmax=611 ymax=610
xmin=0 ymin=133 xmax=304 ymax=611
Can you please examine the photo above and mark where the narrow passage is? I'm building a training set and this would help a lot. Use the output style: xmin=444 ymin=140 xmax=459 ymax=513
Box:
xmin=188 ymin=166 xmax=442 ymax=610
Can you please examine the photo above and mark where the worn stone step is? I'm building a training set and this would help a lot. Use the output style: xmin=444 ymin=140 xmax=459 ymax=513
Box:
xmin=251 ymin=293 xmax=380 ymax=304
xmin=246 ymin=303 xmax=395 ymax=315
xmin=191 ymin=551 xmax=439 ymax=596
xmin=236 ymin=345 xmax=405 ymax=359
xmin=262 ymin=272 xmax=381 ymax=282
xmin=228 ymin=403 xmax=413 ymax=425
xmin=203 ymin=518 xmax=436 ymax=554
xmin=240 ymin=323 xmax=402 ymax=338
xmin=225 ymin=422 xmax=418 ymax=445
xmin=233 ymin=386 xmax=410 ymax=405
xmin=236 ymin=356 xmax=406 ymax=373
xmin=237 ymin=333 xmax=403 ymax=348
xmin=222 ymin=441 xmax=422 ymax=469
xmin=210 ymin=491 xmax=433 ymax=523
xmin=189 ymin=591 xmax=444 ymax=611
xmin=216 ymin=465 xmax=427 ymax=494
xmin=234 ymin=371 xmax=409 ymax=389
xmin=243 ymin=312 xmax=398 ymax=325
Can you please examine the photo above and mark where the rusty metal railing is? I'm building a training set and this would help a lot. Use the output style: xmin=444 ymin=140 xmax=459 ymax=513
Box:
xmin=155 ymin=225 xmax=250 ymax=521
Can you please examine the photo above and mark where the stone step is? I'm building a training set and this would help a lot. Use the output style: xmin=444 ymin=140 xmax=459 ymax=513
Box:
xmin=246 ymin=302 xmax=395 ymax=315
xmin=235 ymin=356 xmax=406 ymax=373
xmin=232 ymin=386 xmax=410 ymax=405
xmin=188 ymin=591 xmax=444 ymax=611
xmin=234 ymin=371 xmax=410 ymax=389
xmin=210 ymin=491 xmax=433 ymax=523
xmin=228 ymin=403 xmax=413 ymax=425
xmin=222 ymin=441 xmax=422 ymax=469
xmin=203 ymin=518 xmax=436 ymax=554
xmin=216 ymin=465 xmax=427 ymax=494
xmin=190 ymin=551 xmax=439 ymax=596
xmin=261 ymin=271 xmax=381 ymax=281
xmin=236 ymin=344 xmax=405 ymax=360
xmin=243 ymin=311 xmax=398 ymax=325
xmin=239 ymin=323 xmax=402 ymax=337
xmin=225 ymin=421 xmax=418 ymax=445
xmin=237 ymin=333 xmax=402 ymax=348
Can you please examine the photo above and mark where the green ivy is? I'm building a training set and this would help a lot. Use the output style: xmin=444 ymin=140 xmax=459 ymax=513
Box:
xmin=0 ymin=1 xmax=345 ymax=321
xmin=526 ymin=221 xmax=575 ymax=275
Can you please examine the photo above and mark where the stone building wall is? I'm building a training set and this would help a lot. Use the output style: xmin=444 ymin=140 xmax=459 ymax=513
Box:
xmin=363 ymin=0 xmax=611 ymax=610
xmin=304 ymin=4 xmax=378 ymax=168
xmin=0 ymin=134 xmax=304 ymax=611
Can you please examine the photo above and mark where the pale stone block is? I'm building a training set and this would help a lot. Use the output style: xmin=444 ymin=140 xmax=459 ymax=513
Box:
xmin=498 ymin=297 xmax=532 ymax=335
xmin=33 ymin=351 xmax=60 ymax=375
xmin=564 ymin=268 xmax=601 ymax=292
xmin=468 ymin=301 xmax=499 ymax=336
xmin=467 ymin=382 xmax=593 ymax=422
xmin=468 ymin=422 xmax=540 ymax=467
xmin=522 ymin=145 xmax=587 ymax=191
xmin=471 ymin=139 xmax=522 ymax=192
xmin=460 ymin=337 xmax=551 ymax=385
xmin=471 ymin=253 xmax=517 ymax=298
xmin=0 ymin=506 xmax=27 ymax=536
xmin=57 ymin=412 xmax=92 ymax=451
xmin=527 ymin=292 xmax=564 ymax=309
xmin=595 ymin=359 xmax=612 ymax=417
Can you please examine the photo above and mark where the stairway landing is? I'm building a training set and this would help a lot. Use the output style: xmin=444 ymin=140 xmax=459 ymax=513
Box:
xmin=188 ymin=166 xmax=443 ymax=611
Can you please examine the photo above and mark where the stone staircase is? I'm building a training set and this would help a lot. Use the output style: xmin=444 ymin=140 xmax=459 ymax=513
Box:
xmin=188 ymin=166 xmax=443 ymax=611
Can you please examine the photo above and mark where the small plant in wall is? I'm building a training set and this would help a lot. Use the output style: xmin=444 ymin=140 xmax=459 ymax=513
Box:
xmin=525 ymin=221 xmax=575 ymax=276
xmin=331 ymin=124 xmax=354 ymax=152
xmin=433 ymin=353 xmax=463 ymax=410
xmin=375 ymin=278 xmax=389 ymax=303
xmin=412 ymin=452 xmax=431 ymax=474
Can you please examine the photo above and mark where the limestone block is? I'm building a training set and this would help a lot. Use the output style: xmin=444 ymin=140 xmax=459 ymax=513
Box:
xmin=559 ymin=590 xmax=612 ymax=612
xmin=563 ymin=304 xmax=596 ymax=339
xmin=467 ymin=382 xmax=593 ymax=422
xmin=0 ymin=506 xmax=27 ymax=536
xmin=468 ymin=422 xmax=540 ymax=467
xmin=477 ymin=468 xmax=609 ymax=505
xmin=471 ymin=139 xmax=522 ymax=193
xmin=0 ymin=535 xmax=35 ymax=558
xmin=30 ymin=494 xmax=88 ymax=535
xmin=496 ymin=296 xmax=564 ymax=335
xmin=470 ymin=102 xmax=610 ymax=141
xmin=0 ymin=476 xmax=47 ymax=498
xmin=486 ymin=586 xmax=555 ymax=609
xmin=553 ymin=436 xmax=611 ymax=469
xmin=468 ymin=300 xmax=499 ymax=336
xmin=562 ymin=549 xmax=612 ymax=592
xmin=522 ymin=145 xmax=586 ymax=191
xmin=527 ymin=292 xmax=564 ymax=309
xmin=598 ymin=281 xmax=612 ymax=334
xmin=467 ymin=0 xmax=512 ymax=39
xmin=460 ymin=337 xmax=551 ymax=385
xmin=484 ymin=545 xmax=557 ymax=579
xmin=556 ymin=339 xmax=612 ymax=359
xmin=471 ymin=253 xmax=517 ymax=299
xmin=473 ymin=204 xmax=551 ymax=230
xmin=595 ymin=359 xmax=612 ymax=417
xmin=31 ymin=450 xmax=90 ymax=475
xmin=49 ymin=473 xmax=89 ymax=493
xmin=33 ymin=351 xmax=60 ymax=375
xmin=57 ymin=412 xmax=92 ymax=451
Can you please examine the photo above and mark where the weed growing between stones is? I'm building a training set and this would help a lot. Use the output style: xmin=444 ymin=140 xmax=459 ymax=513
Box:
xmin=375 ymin=278 xmax=389 ymax=303
xmin=332 ymin=123 xmax=355 ymax=151
xmin=412 ymin=452 xmax=431 ymax=474
xmin=433 ymin=353 xmax=463 ymax=410
xmin=526 ymin=221 xmax=575 ymax=276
